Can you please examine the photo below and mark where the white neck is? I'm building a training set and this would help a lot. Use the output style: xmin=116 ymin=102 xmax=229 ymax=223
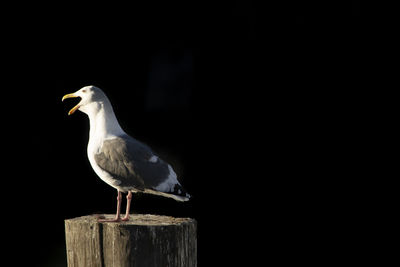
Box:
xmin=81 ymin=101 xmax=125 ymax=142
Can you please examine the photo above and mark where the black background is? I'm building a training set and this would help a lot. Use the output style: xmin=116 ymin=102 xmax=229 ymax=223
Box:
xmin=2 ymin=1 xmax=361 ymax=266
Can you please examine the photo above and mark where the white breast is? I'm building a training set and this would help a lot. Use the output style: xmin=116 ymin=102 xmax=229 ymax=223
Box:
xmin=84 ymin=99 xmax=126 ymax=190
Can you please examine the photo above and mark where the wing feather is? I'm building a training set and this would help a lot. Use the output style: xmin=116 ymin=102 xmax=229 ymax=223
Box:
xmin=94 ymin=135 xmax=170 ymax=190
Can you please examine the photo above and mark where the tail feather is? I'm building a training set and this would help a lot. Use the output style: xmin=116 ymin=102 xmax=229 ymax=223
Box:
xmin=143 ymin=187 xmax=191 ymax=201
xmin=172 ymin=183 xmax=191 ymax=200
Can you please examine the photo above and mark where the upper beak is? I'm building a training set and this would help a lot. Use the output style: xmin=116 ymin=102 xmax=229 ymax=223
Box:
xmin=62 ymin=93 xmax=81 ymax=115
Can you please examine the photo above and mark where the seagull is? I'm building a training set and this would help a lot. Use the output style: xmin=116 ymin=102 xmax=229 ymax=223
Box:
xmin=62 ymin=85 xmax=190 ymax=222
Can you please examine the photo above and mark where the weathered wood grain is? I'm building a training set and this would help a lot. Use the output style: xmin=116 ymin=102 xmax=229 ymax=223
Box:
xmin=65 ymin=214 xmax=197 ymax=267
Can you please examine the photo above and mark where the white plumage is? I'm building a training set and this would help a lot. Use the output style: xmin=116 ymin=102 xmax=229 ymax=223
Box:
xmin=62 ymin=85 xmax=190 ymax=222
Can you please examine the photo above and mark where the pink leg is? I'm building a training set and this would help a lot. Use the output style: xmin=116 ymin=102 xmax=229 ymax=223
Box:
xmin=98 ymin=190 xmax=122 ymax=222
xmin=121 ymin=191 xmax=132 ymax=221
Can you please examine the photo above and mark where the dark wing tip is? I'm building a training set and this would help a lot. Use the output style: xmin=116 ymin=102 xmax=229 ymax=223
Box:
xmin=171 ymin=183 xmax=191 ymax=200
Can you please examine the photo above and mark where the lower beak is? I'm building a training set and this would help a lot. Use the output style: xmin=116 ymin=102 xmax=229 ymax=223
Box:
xmin=62 ymin=93 xmax=81 ymax=115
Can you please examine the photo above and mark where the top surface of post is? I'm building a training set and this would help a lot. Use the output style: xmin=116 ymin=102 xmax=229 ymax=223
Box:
xmin=65 ymin=214 xmax=196 ymax=226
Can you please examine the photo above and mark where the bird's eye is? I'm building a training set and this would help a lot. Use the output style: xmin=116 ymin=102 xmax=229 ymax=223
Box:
xmin=82 ymin=89 xmax=87 ymax=93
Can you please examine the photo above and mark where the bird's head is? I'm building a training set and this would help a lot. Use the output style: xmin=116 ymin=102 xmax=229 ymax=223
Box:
xmin=62 ymin=85 xmax=106 ymax=115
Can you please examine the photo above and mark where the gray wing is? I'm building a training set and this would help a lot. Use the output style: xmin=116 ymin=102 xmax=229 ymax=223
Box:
xmin=94 ymin=135 xmax=170 ymax=190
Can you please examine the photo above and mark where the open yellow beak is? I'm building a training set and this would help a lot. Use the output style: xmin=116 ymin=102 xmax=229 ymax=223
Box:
xmin=62 ymin=93 xmax=81 ymax=115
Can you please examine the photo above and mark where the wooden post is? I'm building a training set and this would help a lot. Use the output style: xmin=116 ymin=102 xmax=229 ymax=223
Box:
xmin=65 ymin=214 xmax=197 ymax=267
